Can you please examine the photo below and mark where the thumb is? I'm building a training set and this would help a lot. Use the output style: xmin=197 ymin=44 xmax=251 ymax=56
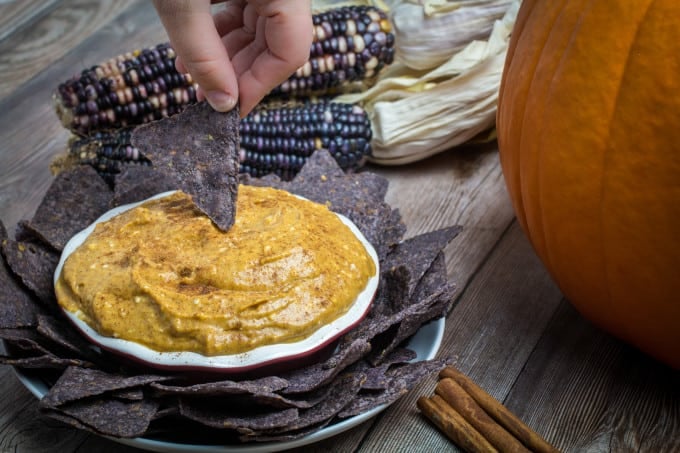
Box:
xmin=153 ymin=0 xmax=239 ymax=112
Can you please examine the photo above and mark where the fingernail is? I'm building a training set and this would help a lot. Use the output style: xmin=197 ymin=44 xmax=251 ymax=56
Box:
xmin=204 ymin=91 xmax=237 ymax=112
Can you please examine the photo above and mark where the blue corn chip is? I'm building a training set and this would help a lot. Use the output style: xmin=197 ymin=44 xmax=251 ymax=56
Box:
xmin=179 ymin=400 xmax=299 ymax=432
xmin=0 ymin=221 xmax=41 ymax=328
xmin=17 ymin=165 xmax=112 ymax=252
xmin=337 ymin=358 xmax=449 ymax=419
xmin=383 ymin=225 xmax=463 ymax=302
xmin=1 ymin=237 xmax=60 ymax=305
xmin=40 ymin=366 xmax=172 ymax=408
xmin=131 ymin=102 xmax=240 ymax=231
xmin=242 ymin=371 xmax=366 ymax=442
xmin=42 ymin=397 xmax=160 ymax=438
xmin=110 ymin=164 xmax=180 ymax=208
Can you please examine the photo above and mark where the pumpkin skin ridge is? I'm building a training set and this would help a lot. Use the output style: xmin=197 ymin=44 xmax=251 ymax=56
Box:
xmin=498 ymin=0 xmax=680 ymax=368
xmin=515 ymin=0 xmax=601 ymax=288
xmin=594 ymin=1 xmax=656 ymax=349
xmin=529 ymin=0 xmax=596 ymax=284
xmin=498 ymin=0 xmax=571 ymax=241
xmin=554 ymin=0 xmax=656 ymax=333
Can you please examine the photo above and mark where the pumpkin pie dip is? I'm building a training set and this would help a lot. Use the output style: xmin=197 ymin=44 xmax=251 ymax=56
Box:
xmin=55 ymin=185 xmax=376 ymax=356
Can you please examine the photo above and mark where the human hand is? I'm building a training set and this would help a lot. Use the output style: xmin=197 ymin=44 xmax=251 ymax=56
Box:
xmin=153 ymin=0 xmax=313 ymax=116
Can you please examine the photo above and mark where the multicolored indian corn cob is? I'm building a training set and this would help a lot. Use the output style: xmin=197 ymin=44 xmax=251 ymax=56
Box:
xmin=68 ymin=100 xmax=372 ymax=182
xmin=240 ymin=100 xmax=372 ymax=180
xmin=268 ymin=5 xmax=395 ymax=98
xmin=67 ymin=128 xmax=150 ymax=181
xmin=53 ymin=5 xmax=394 ymax=135
xmin=54 ymin=43 xmax=197 ymax=135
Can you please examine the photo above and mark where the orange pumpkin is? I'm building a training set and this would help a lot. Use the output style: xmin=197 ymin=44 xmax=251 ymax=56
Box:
xmin=497 ymin=0 xmax=680 ymax=368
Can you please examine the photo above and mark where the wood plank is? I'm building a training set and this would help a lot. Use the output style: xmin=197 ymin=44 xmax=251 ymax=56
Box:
xmin=0 ymin=0 xmax=169 ymax=235
xmin=355 ymin=221 xmax=563 ymax=452
xmin=0 ymin=0 xmax=60 ymax=43
xmin=0 ymin=0 xmax=137 ymax=100
xmin=505 ymin=300 xmax=680 ymax=453
xmin=373 ymin=142 xmax=516 ymax=284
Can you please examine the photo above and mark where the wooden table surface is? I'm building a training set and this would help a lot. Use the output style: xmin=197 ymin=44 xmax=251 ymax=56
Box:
xmin=0 ymin=1 xmax=677 ymax=452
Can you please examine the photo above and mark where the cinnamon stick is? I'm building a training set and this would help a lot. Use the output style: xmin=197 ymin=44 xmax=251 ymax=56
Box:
xmin=417 ymin=395 xmax=498 ymax=453
xmin=440 ymin=366 xmax=558 ymax=453
xmin=435 ymin=378 xmax=531 ymax=453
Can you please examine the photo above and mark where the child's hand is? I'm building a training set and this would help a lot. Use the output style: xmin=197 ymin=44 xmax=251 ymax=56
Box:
xmin=153 ymin=0 xmax=313 ymax=116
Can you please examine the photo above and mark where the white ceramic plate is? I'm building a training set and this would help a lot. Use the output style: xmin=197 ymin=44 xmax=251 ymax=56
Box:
xmin=53 ymin=191 xmax=380 ymax=373
xmin=13 ymin=316 xmax=445 ymax=453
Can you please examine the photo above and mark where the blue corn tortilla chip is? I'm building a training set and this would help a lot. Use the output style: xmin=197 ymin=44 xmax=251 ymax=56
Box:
xmin=0 ymin=319 xmax=99 ymax=368
xmin=243 ymin=372 xmax=366 ymax=442
xmin=337 ymin=358 xmax=449 ymax=419
xmin=150 ymin=376 xmax=289 ymax=397
xmin=340 ymin=283 xmax=456 ymax=366
xmin=17 ymin=165 xmax=112 ymax=251
xmin=371 ymin=284 xmax=457 ymax=365
xmin=286 ymin=147 xmax=346 ymax=181
xmin=0 ymin=328 xmax=55 ymax=356
xmin=0 ymin=221 xmax=41 ymax=328
xmin=42 ymin=397 xmax=160 ymax=438
xmin=382 ymin=225 xmax=462 ymax=302
xmin=280 ymin=372 xmax=365 ymax=431
xmin=280 ymin=338 xmax=371 ymax=395
xmin=179 ymin=399 xmax=299 ymax=432
xmin=110 ymin=164 xmax=180 ymax=208
xmin=0 ymin=354 xmax=91 ymax=369
xmin=412 ymin=252 xmax=449 ymax=306
xmin=150 ymin=377 xmax=318 ymax=410
xmin=353 ymin=348 xmax=418 ymax=391
xmin=36 ymin=314 xmax=102 ymax=363
xmin=378 ymin=265 xmax=411 ymax=317
xmin=131 ymin=102 xmax=240 ymax=231
xmin=40 ymin=366 xmax=172 ymax=408
xmin=1 ymin=236 xmax=59 ymax=305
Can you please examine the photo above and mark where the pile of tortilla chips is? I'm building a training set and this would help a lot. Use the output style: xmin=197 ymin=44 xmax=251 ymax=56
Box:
xmin=0 ymin=103 xmax=461 ymax=445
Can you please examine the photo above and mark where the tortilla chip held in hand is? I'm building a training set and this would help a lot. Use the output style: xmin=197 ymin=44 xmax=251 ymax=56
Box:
xmin=131 ymin=102 xmax=240 ymax=231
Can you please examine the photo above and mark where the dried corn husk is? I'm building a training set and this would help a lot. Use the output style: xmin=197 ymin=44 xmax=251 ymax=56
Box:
xmin=328 ymin=0 xmax=519 ymax=164
xmin=390 ymin=0 xmax=515 ymax=70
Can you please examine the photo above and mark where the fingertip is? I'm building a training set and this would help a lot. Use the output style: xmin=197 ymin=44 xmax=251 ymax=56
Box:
xmin=156 ymin=1 xmax=239 ymax=111
xmin=174 ymin=56 xmax=187 ymax=74
xmin=204 ymin=90 xmax=238 ymax=112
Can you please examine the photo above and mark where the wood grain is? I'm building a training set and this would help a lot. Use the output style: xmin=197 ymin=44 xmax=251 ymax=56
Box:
xmin=0 ymin=0 xmax=137 ymax=100
xmin=0 ymin=0 xmax=60 ymax=42
xmin=505 ymin=301 xmax=680 ymax=453
xmin=373 ymin=141 xmax=516 ymax=286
